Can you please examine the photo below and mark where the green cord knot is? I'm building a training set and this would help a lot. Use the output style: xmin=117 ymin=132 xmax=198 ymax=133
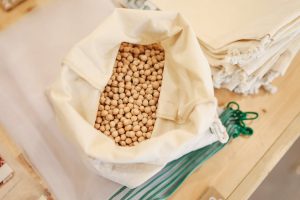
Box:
xmin=220 ymin=101 xmax=259 ymax=139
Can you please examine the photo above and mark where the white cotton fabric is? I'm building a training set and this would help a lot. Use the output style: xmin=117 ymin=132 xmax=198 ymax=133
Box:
xmin=47 ymin=9 xmax=218 ymax=188
xmin=128 ymin=0 xmax=300 ymax=94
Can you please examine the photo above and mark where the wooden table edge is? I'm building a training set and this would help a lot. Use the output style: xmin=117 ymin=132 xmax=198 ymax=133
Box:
xmin=227 ymin=113 xmax=300 ymax=200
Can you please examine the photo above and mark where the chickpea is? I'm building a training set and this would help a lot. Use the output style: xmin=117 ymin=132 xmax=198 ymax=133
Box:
xmin=106 ymin=114 xmax=114 ymax=121
xmin=151 ymin=106 xmax=156 ymax=112
xmin=118 ymin=128 xmax=125 ymax=135
xmin=146 ymin=119 xmax=153 ymax=127
xmin=96 ymin=117 xmax=102 ymax=124
xmin=125 ymin=112 xmax=132 ymax=119
xmin=149 ymin=99 xmax=155 ymax=106
xmin=112 ymin=108 xmax=119 ymax=115
xmin=125 ymin=75 xmax=131 ymax=82
xmin=127 ymin=55 xmax=133 ymax=62
xmin=152 ymin=81 xmax=160 ymax=89
xmin=115 ymin=136 xmax=121 ymax=143
xmin=111 ymin=100 xmax=118 ymax=106
xmin=109 ymin=120 xmax=116 ymax=126
xmin=131 ymin=115 xmax=138 ymax=122
xmin=141 ymin=126 xmax=147 ymax=133
xmin=117 ymin=122 xmax=123 ymax=129
xmin=94 ymin=123 xmax=100 ymax=129
xmin=139 ymin=55 xmax=147 ymax=61
xmin=142 ymin=99 xmax=149 ymax=106
xmin=124 ymin=107 xmax=130 ymax=113
xmin=132 ymin=108 xmax=140 ymax=115
xmin=138 ymin=136 xmax=145 ymax=142
xmin=101 ymin=110 xmax=108 ymax=117
xmin=146 ymin=132 xmax=152 ymax=139
xmin=133 ymin=125 xmax=140 ymax=132
xmin=144 ymin=107 xmax=151 ymax=113
xmin=100 ymin=126 xmax=105 ymax=132
xmin=125 ymin=124 xmax=132 ymax=131
xmin=120 ymin=134 xmax=126 ymax=140
xmin=104 ymin=130 xmax=110 ymax=136
xmin=120 ymin=141 xmax=126 ymax=146
xmin=125 ymin=138 xmax=132 ymax=144
xmin=153 ymin=91 xmax=159 ymax=98
xmin=126 ymin=131 xmax=135 ymax=138
xmin=137 ymin=114 xmax=143 ymax=120
xmin=123 ymin=119 xmax=132 ymax=126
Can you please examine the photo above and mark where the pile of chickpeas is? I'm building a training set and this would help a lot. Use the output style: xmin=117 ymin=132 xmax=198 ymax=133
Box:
xmin=94 ymin=42 xmax=165 ymax=146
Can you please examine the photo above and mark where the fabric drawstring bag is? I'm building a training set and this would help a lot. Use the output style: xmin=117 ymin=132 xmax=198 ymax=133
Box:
xmin=47 ymin=8 xmax=224 ymax=188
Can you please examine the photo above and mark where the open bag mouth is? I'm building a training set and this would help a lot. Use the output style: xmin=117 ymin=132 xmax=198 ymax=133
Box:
xmin=48 ymin=8 xmax=217 ymax=165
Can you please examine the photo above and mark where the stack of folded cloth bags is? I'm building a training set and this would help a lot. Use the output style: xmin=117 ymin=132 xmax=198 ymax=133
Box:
xmin=120 ymin=0 xmax=300 ymax=95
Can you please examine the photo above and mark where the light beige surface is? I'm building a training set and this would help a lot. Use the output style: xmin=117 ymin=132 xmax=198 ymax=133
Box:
xmin=0 ymin=126 xmax=53 ymax=200
xmin=170 ymin=53 xmax=300 ymax=200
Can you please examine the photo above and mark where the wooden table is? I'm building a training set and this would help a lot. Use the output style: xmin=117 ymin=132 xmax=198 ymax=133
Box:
xmin=170 ymin=53 xmax=300 ymax=200
xmin=0 ymin=126 xmax=53 ymax=200
xmin=0 ymin=3 xmax=300 ymax=199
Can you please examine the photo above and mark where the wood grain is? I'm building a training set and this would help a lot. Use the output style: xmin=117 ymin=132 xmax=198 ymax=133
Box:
xmin=170 ymin=53 xmax=300 ymax=200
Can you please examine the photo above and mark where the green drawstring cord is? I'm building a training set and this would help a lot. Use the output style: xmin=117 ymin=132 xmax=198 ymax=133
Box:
xmin=109 ymin=101 xmax=259 ymax=200
xmin=220 ymin=101 xmax=258 ymax=138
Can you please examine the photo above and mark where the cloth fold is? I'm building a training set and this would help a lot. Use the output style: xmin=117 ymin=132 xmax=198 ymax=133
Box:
xmin=48 ymin=8 xmax=221 ymax=188
xmin=121 ymin=0 xmax=300 ymax=94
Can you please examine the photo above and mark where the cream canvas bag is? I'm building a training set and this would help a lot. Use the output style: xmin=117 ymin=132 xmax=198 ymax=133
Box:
xmin=48 ymin=8 xmax=218 ymax=188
